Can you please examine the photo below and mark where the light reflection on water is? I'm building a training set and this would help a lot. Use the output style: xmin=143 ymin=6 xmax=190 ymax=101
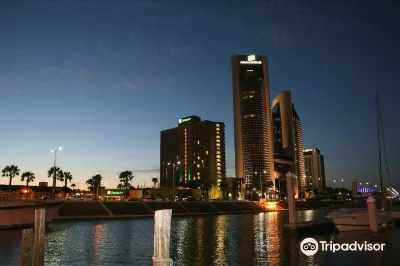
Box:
xmin=0 ymin=210 xmax=397 ymax=266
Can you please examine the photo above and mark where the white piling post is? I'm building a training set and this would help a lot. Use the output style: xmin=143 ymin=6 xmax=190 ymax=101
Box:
xmin=367 ymin=196 xmax=378 ymax=232
xmin=153 ymin=209 xmax=173 ymax=266
xmin=286 ymin=171 xmax=296 ymax=226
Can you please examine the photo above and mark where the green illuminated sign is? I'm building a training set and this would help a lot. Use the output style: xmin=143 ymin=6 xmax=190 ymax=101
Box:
xmin=107 ymin=191 xmax=124 ymax=195
xmin=178 ymin=117 xmax=191 ymax=124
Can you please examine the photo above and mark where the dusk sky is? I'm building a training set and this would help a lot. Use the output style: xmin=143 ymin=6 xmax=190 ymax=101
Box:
xmin=0 ymin=0 xmax=399 ymax=190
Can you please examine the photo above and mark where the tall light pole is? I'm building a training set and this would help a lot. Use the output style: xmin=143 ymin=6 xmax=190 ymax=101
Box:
xmin=340 ymin=179 xmax=344 ymax=194
xmin=255 ymin=170 xmax=266 ymax=201
xmin=168 ymin=161 xmax=180 ymax=201
xmin=50 ymin=147 xmax=62 ymax=199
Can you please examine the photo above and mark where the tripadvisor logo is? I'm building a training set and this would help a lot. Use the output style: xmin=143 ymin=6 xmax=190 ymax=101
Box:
xmin=300 ymin=238 xmax=386 ymax=256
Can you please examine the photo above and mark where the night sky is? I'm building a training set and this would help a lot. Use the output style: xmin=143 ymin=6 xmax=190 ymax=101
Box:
xmin=0 ymin=0 xmax=399 ymax=190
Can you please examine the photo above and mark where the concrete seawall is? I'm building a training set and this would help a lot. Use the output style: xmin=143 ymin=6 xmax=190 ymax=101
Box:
xmin=54 ymin=201 xmax=269 ymax=220
xmin=53 ymin=200 xmax=346 ymax=221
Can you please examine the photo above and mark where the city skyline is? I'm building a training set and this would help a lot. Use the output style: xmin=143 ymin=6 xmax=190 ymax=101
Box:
xmin=0 ymin=1 xmax=399 ymax=189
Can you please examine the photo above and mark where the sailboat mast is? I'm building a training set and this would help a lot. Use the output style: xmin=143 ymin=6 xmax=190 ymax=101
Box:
xmin=376 ymin=93 xmax=392 ymax=197
xmin=376 ymin=93 xmax=383 ymax=192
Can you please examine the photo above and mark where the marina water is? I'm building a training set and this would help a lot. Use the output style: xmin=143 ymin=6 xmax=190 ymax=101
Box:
xmin=0 ymin=210 xmax=398 ymax=266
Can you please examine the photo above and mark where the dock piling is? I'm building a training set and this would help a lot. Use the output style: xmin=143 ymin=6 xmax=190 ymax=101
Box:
xmin=19 ymin=228 xmax=34 ymax=266
xmin=33 ymin=208 xmax=46 ymax=266
xmin=152 ymin=209 xmax=173 ymax=266
xmin=367 ymin=196 xmax=378 ymax=232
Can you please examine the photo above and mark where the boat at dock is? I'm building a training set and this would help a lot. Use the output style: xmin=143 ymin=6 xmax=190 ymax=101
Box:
xmin=326 ymin=208 xmax=393 ymax=232
xmin=327 ymin=93 xmax=396 ymax=232
xmin=0 ymin=200 xmax=64 ymax=229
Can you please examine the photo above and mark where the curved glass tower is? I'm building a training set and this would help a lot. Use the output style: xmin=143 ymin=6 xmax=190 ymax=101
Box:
xmin=231 ymin=55 xmax=274 ymax=189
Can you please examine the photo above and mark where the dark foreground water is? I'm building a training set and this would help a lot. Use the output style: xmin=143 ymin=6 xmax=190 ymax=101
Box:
xmin=0 ymin=210 xmax=399 ymax=266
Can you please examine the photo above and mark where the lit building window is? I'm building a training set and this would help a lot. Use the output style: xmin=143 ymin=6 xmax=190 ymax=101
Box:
xmin=197 ymin=164 xmax=200 ymax=168
xmin=216 ymin=135 xmax=220 ymax=139
xmin=217 ymin=167 xmax=221 ymax=171
xmin=250 ymin=114 xmax=257 ymax=118
xmin=217 ymin=163 xmax=221 ymax=167
xmin=216 ymin=155 xmax=220 ymax=159
xmin=216 ymin=139 xmax=220 ymax=143
xmin=216 ymin=151 xmax=220 ymax=155
xmin=197 ymin=172 xmax=200 ymax=176
xmin=216 ymin=127 xmax=220 ymax=131
xmin=197 ymin=156 xmax=200 ymax=160
xmin=216 ymin=143 xmax=220 ymax=147
xmin=216 ymin=124 xmax=220 ymax=127
xmin=193 ymin=161 xmax=196 ymax=164
xmin=197 ymin=140 xmax=200 ymax=144
xmin=206 ymin=151 xmax=209 ymax=155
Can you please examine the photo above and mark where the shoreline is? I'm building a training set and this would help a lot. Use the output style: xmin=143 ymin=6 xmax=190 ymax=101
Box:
xmin=53 ymin=200 xmax=335 ymax=221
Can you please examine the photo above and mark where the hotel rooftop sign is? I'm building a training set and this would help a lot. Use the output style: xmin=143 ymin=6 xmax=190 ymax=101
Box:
xmin=240 ymin=55 xmax=262 ymax=64
xmin=178 ymin=117 xmax=192 ymax=124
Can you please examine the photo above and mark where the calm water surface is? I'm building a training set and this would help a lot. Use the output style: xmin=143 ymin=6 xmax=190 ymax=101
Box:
xmin=0 ymin=210 xmax=398 ymax=266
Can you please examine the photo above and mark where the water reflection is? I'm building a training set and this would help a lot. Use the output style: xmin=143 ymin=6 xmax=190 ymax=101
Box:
xmin=194 ymin=217 xmax=205 ymax=263
xmin=2 ymin=211 xmax=399 ymax=265
xmin=92 ymin=224 xmax=104 ymax=265
xmin=265 ymin=212 xmax=282 ymax=265
xmin=214 ymin=215 xmax=228 ymax=265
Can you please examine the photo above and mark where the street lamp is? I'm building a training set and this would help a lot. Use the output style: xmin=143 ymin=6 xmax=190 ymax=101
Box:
xmin=255 ymin=170 xmax=266 ymax=201
xmin=168 ymin=161 xmax=180 ymax=201
xmin=340 ymin=179 xmax=344 ymax=194
xmin=252 ymin=187 xmax=256 ymax=201
xmin=50 ymin=146 xmax=62 ymax=199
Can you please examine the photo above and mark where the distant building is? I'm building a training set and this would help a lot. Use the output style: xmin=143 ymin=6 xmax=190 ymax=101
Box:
xmin=160 ymin=116 xmax=226 ymax=199
xmin=231 ymin=55 xmax=275 ymax=191
xmin=303 ymin=148 xmax=326 ymax=191
xmin=271 ymin=91 xmax=306 ymax=197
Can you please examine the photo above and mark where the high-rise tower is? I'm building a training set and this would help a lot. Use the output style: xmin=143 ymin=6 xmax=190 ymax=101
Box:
xmin=271 ymin=91 xmax=306 ymax=197
xmin=160 ymin=116 xmax=227 ymax=199
xmin=232 ymin=55 xmax=274 ymax=190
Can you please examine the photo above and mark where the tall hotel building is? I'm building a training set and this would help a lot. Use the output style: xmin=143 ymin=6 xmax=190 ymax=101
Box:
xmin=271 ymin=91 xmax=306 ymax=196
xmin=303 ymin=148 xmax=326 ymax=191
xmin=160 ymin=116 xmax=226 ymax=198
xmin=232 ymin=55 xmax=274 ymax=189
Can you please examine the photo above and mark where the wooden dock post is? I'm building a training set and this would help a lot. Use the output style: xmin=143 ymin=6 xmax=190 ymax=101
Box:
xmin=367 ymin=196 xmax=378 ymax=232
xmin=286 ymin=171 xmax=296 ymax=227
xmin=153 ymin=209 xmax=173 ymax=266
xmin=33 ymin=208 xmax=46 ymax=266
xmin=20 ymin=228 xmax=34 ymax=266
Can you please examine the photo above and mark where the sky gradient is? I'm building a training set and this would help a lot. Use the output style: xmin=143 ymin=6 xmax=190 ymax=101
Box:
xmin=0 ymin=0 xmax=399 ymax=190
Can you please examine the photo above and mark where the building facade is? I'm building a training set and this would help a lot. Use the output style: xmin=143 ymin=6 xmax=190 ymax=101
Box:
xmin=231 ymin=55 xmax=274 ymax=190
xmin=160 ymin=116 xmax=226 ymax=198
xmin=271 ymin=91 xmax=306 ymax=197
xmin=303 ymin=148 xmax=326 ymax=191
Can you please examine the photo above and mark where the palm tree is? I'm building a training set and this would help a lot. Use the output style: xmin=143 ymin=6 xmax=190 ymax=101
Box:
xmin=152 ymin=177 xmax=158 ymax=188
xmin=21 ymin=171 xmax=35 ymax=187
xmin=219 ymin=178 xmax=229 ymax=200
xmin=63 ymin=172 xmax=73 ymax=187
xmin=2 ymin=165 xmax=20 ymax=190
xmin=237 ymin=177 xmax=245 ymax=198
xmin=86 ymin=174 xmax=103 ymax=200
xmin=48 ymin=167 xmax=64 ymax=185
xmin=118 ymin=171 xmax=134 ymax=198
xmin=20 ymin=171 xmax=35 ymax=199
xmin=71 ymin=183 xmax=76 ymax=190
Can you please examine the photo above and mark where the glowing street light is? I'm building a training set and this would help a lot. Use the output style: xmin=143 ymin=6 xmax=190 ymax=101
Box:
xmin=168 ymin=161 xmax=180 ymax=200
xmin=50 ymin=146 xmax=62 ymax=199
